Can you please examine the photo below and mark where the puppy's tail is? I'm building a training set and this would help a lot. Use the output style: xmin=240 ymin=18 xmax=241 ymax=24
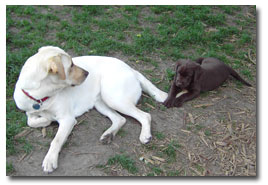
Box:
xmin=229 ymin=68 xmax=252 ymax=87
xmin=134 ymin=70 xmax=168 ymax=102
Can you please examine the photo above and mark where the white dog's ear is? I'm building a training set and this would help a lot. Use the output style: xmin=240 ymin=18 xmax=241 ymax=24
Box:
xmin=48 ymin=55 xmax=66 ymax=80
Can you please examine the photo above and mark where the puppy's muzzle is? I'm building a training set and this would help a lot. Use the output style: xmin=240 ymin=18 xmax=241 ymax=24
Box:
xmin=176 ymin=81 xmax=182 ymax=87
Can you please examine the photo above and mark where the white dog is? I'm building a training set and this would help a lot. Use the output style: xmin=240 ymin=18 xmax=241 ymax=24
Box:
xmin=13 ymin=46 xmax=168 ymax=173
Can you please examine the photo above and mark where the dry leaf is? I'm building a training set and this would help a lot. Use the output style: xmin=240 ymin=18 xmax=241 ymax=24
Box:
xmin=42 ymin=128 xmax=47 ymax=138
xmin=216 ymin=141 xmax=227 ymax=146
xmin=188 ymin=113 xmax=195 ymax=124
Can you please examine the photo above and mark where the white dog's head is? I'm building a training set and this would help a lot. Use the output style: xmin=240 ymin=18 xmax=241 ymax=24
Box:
xmin=17 ymin=46 xmax=88 ymax=98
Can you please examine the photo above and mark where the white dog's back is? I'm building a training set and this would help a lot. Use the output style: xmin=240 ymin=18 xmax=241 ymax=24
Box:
xmin=72 ymin=56 xmax=167 ymax=105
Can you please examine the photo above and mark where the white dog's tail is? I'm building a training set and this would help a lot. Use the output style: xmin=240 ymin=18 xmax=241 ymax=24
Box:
xmin=134 ymin=70 xmax=168 ymax=103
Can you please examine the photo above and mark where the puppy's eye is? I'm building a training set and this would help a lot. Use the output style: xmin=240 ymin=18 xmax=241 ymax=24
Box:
xmin=180 ymin=73 xmax=186 ymax=77
xmin=71 ymin=63 xmax=74 ymax=67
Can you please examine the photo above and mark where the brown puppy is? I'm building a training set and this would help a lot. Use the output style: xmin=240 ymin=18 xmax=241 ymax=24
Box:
xmin=163 ymin=57 xmax=252 ymax=108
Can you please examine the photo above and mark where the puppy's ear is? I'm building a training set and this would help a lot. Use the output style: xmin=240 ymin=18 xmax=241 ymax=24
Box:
xmin=185 ymin=62 xmax=201 ymax=81
xmin=174 ymin=61 xmax=184 ymax=79
xmin=175 ymin=60 xmax=183 ymax=72
xmin=48 ymin=55 xmax=66 ymax=80
xmin=195 ymin=57 xmax=204 ymax=64
xmin=192 ymin=63 xmax=202 ymax=82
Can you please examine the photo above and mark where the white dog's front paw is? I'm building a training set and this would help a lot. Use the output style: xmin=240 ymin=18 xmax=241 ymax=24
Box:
xmin=42 ymin=153 xmax=58 ymax=173
xmin=155 ymin=91 xmax=168 ymax=103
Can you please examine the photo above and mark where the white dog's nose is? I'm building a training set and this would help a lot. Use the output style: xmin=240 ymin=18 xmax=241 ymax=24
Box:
xmin=84 ymin=71 xmax=89 ymax=78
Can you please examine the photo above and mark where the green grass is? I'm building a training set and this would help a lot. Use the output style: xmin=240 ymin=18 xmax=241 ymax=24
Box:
xmin=6 ymin=100 xmax=27 ymax=155
xmin=151 ymin=166 xmax=163 ymax=175
xmin=6 ymin=162 xmax=15 ymax=174
xmin=155 ymin=131 xmax=165 ymax=140
xmin=162 ymin=140 xmax=181 ymax=162
xmin=204 ymin=129 xmax=212 ymax=137
xmin=6 ymin=6 xmax=256 ymax=174
xmin=6 ymin=5 xmax=255 ymax=94
xmin=107 ymin=154 xmax=138 ymax=174
xmin=166 ymin=68 xmax=175 ymax=82
xmin=139 ymin=96 xmax=156 ymax=112
xmin=167 ymin=170 xmax=181 ymax=176
xmin=97 ymin=153 xmax=139 ymax=174
xmin=117 ymin=128 xmax=127 ymax=137
xmin=194 ymin=164 xmax=205 ymax=175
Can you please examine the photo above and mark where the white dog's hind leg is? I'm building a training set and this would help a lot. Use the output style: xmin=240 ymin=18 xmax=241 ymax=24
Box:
xmin=95 ymin=99 xmax=126 ymax=144
xmin=110 ymin=103 xmax=152 ymax=144
xmin=42 ymin=117 xmax=76 ymax=173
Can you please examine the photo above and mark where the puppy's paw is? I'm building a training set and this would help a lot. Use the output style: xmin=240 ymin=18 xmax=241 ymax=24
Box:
xmin=173 ymin=100 xmax=183 ymax=107
xmin=163 ymin=99 xmax=174 ymax=108
xmin=42 ymin=153 xmax=58 ymax=173
xmin=100 ymin=133 xmax=114 ymax=144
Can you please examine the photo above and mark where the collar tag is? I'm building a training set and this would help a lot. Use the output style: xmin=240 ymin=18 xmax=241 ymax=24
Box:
xmin=32 ymin=103 xmax=41 ymax=110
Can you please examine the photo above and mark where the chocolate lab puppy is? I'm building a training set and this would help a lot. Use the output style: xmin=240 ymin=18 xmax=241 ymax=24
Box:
xmin=163 ymin=57 xmax=252 ymax=108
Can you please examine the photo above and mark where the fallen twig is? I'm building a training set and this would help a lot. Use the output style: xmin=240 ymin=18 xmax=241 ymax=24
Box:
xmin=145 ymin=103 xmax=155 ymax=109
xmin=14 ymin=128 xmax=33 ymax=140
xmin=193 ymin=103 xmax=214 ymax=108
xmin=18 ymin=153 xmax=28 ymax=162
xmin=248 ymin=49 xmax=256 ymax=65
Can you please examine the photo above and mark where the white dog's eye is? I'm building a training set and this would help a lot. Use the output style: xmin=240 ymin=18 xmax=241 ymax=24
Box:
xmin=71 ymin=63 xmax=74 ymax=67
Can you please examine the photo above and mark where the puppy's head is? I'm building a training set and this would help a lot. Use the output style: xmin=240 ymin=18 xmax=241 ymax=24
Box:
xmin=174 ymin=59 xmax=201 ymax=89
xmin=19 ymin=46 xmax=88 ymax=91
